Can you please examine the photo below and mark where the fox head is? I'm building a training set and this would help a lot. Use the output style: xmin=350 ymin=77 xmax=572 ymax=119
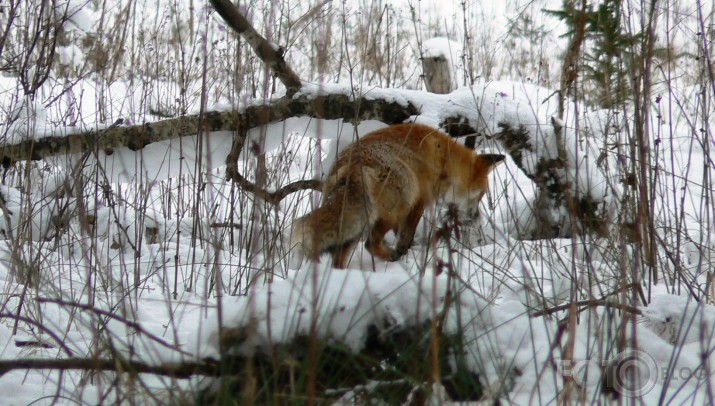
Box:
xmin=446 ymin=153 xmax=505 ymax=217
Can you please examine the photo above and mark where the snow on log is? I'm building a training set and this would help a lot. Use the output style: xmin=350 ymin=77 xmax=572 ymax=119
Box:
xmin=0 ymin=82 xmax=613 ymax=237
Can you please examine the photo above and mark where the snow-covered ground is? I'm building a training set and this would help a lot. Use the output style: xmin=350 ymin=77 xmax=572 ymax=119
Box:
xmin=1 ymin=0 xmax=714 ymax=404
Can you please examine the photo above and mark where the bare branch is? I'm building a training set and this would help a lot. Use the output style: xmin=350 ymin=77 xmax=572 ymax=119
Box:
xmin=223 ymin=124 xmax=321 ymax=205
xmin=209 ymin=0 xmax=302 ymax=95
xmin=0 ymin=358 xmax=220 ymax=378
xmin=0 ymin=111 xmax=242 ymax=166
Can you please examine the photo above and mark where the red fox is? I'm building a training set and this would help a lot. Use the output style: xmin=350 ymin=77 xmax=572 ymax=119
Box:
xmin=291 ymin=123 xmax=504 ymax=269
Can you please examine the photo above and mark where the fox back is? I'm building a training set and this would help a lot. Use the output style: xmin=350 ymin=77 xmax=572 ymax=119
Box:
xmin=291 ymin=123 xmax=504 ymax=268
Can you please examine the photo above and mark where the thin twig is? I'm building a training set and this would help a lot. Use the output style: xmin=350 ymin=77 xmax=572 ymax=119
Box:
xmin=0 ymin=313 xmax=74 ymax=356
xmin=530 ymin=299 xmax=643 ymax=318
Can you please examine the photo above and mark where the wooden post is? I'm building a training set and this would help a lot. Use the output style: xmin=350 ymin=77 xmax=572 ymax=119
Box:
xmin=422 ymin=54 xmax=453 ymax=94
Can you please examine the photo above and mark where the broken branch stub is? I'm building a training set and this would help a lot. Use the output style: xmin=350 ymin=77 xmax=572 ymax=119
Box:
xmin=208 ymin=0 xmax=302 ymax=95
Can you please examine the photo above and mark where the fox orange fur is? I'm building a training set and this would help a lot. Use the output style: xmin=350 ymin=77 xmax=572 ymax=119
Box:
xmin=291 ymin=123 xmax=504 ymax=269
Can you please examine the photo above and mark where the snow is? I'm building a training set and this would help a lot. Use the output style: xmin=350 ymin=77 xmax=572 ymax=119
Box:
xmin=1 ymin=90 xmax=712 ymax=403
xmin=1 ymin=0 xmax=714 ymax=404
xmin=0 ymin=89 xmax=710 ymax=402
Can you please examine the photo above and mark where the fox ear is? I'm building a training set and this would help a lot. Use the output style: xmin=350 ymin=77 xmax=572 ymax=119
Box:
xmin=477 ymin=154 xmax=506 ymax=169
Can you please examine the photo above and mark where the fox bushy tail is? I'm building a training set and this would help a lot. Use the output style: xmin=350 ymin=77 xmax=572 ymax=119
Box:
xmin=290 ymin=176 xmax=374 ymax=262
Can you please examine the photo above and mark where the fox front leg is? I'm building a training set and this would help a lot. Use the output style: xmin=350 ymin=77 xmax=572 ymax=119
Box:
xmin=392 ymin=201 xmax=426 ymax=260
xmin=365 ymin=219 xmax=397 ymax=261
